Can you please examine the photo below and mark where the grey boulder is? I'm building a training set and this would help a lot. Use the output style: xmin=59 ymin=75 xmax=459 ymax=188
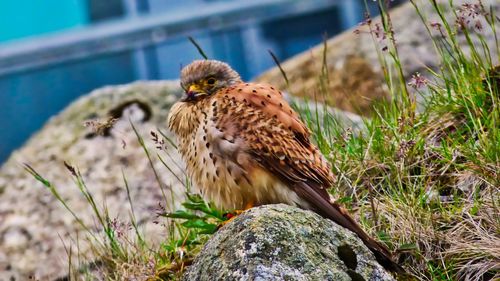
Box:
xmin=182 ymin=204 xmax=395 ymax=281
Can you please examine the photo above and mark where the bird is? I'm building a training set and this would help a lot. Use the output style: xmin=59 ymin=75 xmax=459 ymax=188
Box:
xmin=167 ymin=59 xmax=403 ymax=273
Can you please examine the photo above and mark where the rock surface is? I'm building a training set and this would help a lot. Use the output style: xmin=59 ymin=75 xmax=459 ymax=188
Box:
xmin=182 ymin=204 xmax=395 ymax=281
xmin=256 ymin=0 xmax=500 ymax=116
xmin=0 ymin=81 xmax=187 ymax=281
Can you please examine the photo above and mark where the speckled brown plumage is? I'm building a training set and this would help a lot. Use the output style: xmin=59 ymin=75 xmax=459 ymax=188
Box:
xmin=167 ymin=60 xmax=403 ymax=273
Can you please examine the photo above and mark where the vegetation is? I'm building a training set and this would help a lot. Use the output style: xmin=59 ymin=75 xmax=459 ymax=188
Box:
xmin=25 ymin=0 xmax=499 ymax=280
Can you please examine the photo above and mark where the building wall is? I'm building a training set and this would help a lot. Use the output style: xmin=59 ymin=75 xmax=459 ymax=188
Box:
xmin=0 ymin=0 xmax=88 ymax=42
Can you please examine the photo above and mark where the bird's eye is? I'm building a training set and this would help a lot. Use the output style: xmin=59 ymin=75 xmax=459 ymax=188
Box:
xmin=207 ymin=78 xmax=216 ymax=85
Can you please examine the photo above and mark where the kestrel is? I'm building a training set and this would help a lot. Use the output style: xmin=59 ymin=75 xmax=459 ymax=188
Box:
xmin=167 ymin=60 xmax=402 ymax=272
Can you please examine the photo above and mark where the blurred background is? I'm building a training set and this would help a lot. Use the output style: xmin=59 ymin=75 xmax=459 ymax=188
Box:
xmin=0 ymin=0 xmax=406 ymax=164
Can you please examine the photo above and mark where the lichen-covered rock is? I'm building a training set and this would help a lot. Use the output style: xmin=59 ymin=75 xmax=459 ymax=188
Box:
xmin=182 ymin=204 xmax=395 ymax=281
xmin=0 ymin=81 xmax=186 ymax=281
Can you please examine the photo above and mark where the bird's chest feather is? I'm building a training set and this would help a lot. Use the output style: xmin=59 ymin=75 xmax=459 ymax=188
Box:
xmin=173 ymin=102 xmax=243 ymax=209
xmin=170 ymin=95 xmax=305 ymax=210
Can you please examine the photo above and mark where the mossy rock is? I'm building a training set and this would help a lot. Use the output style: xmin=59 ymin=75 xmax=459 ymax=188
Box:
xmin=182 ymin=204 xmax=395 ymax=281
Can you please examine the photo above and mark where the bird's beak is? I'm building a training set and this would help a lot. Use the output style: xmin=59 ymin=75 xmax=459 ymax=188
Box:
xmin=182 ymin=84 xmax=204 ymax=102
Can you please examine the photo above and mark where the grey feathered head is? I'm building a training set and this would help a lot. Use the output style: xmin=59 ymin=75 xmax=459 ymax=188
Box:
xmin=180 ymin=60 xmax=242 ymax=99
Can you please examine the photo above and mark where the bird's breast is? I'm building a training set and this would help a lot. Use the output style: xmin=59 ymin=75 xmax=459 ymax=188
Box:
xmin=170 ymin=98 xmax=306 ymax=210
xmin=167 ymin=101 xmax=202 ymax=138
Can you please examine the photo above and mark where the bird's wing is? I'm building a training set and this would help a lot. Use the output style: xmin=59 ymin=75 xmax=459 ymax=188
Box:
xmin=213 ymin=82 xmax=334 ymax=200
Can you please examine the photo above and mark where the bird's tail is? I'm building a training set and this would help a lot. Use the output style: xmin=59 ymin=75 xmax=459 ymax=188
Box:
xmin=326 ymin=200 xmax=405 ymax=273
xmin=321 ymin=200 xmax=405 ymax=273
xmin=295 ymin=182 xmax=404 ymax=273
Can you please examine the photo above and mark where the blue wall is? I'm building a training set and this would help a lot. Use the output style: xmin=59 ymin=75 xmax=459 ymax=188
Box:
xmin=0 ymin=0 xmax=88 ymax=42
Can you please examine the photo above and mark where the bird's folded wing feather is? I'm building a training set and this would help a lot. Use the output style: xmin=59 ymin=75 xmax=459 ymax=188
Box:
xmin=213 ymin=83 xmax=334 ymax=200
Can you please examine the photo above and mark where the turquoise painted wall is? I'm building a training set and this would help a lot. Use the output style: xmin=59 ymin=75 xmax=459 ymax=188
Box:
xmin=0 ymin=0 xmax=88 ymax=42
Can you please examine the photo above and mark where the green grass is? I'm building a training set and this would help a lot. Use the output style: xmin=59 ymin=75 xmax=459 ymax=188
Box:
xmin=303 ymin=1 xmax=499 ymax=279
xmin=25 ymin=1 xmax=499 ymax=280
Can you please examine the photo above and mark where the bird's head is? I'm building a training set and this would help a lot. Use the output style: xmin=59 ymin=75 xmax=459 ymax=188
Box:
xmin=180 ymin=60 xmax=242 ymax=102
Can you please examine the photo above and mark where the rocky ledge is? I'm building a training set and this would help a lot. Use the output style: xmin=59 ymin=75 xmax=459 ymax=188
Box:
xmin=182 ymin=204 xmax=395 ymax=281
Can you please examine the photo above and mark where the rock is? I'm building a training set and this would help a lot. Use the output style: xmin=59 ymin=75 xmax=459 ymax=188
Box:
xmin=182 ymin=204 xmax=395 ymax=281
xmin=256 ymin=0 xmax=500 ymax=116
xmin=2 ymin=226 xmax=31 ymax=250
xmin=261 ymin=55 xmax=390 ymax=117
xmin=289 ymin=96 xmax=366 ymax=133
xmin=0 ymin=81 xmax=187 ymax=281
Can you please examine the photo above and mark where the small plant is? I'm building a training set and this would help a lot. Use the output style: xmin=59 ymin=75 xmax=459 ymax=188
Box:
xmin=160 ymin=193 xmax=226 ymax=235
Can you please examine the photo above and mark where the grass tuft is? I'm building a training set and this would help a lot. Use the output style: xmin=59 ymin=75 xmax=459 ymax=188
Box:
xmin=188 ymin=36 xmax=209 ymax=60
